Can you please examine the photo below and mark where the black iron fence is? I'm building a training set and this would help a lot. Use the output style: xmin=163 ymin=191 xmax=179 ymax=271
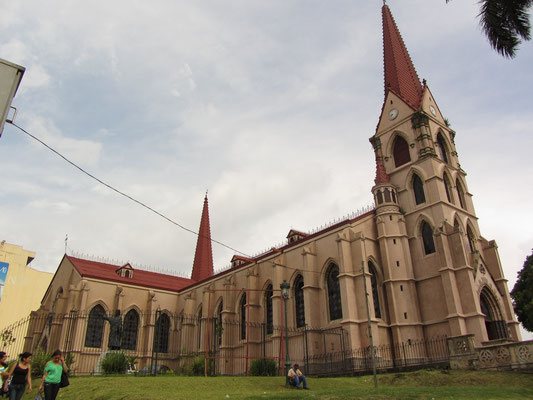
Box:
xmin=0 ymin=312 xmax=449 ymax=377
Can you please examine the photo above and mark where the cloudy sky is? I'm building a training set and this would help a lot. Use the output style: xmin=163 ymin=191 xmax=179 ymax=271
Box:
xmin=1 ymin=1 xmax=532 ymax=337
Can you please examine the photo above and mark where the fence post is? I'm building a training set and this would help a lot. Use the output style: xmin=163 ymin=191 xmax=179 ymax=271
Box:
xmin=304 ymin=325 xmax=309 ymax=376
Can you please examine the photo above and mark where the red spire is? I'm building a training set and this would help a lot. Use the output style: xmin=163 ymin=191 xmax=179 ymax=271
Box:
xmin=374 ymin=159 xmax=391 ymax=185
xmin=382 ymin=5 xmax=423 ymax=109
xmin=191 ymin=194 xmax=214 ymax=281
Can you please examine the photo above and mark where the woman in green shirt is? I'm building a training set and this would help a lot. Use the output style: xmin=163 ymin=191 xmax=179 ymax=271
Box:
xmin=38 ymin=350 xmax=67 ymax=400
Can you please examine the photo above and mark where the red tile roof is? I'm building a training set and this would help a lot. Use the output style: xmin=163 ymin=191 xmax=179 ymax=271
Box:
xmin=67 ymin=255 xmax=193 ymax=292
xmin=374 ymin=159 xmax=391 ymax=184
xmin=382 ymin=5 xmax=423 ymax=109
xmin=191 ymin=194 xmax=214 ymax=281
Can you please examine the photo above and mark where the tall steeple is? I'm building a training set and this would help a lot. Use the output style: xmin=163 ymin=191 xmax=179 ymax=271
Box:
xmin=382 ymin=4 xmax=423 ymax=109
xmin=191 ymin=194 xmax=214 ymax=282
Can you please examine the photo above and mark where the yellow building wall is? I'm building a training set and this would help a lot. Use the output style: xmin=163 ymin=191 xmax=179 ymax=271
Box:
xmin=0 ymin=242 xmax=53 ymax=331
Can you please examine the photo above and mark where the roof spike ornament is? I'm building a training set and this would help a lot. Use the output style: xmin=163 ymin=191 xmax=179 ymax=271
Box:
xmin=191 ymin=193 xmax=214 ymax=281
xmin=382 ymin=4 xmax=423 ymax=109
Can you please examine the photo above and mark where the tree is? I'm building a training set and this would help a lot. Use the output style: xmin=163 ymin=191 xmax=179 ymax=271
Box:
xmin=447 ymin=0 xmax=532 ymax=58
xmin=511 ymin=249 xmax=533 ymax=332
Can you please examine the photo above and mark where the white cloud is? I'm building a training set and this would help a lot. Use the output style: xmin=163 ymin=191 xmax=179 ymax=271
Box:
xmin=0 ymin=0 xmax=532 ymax=335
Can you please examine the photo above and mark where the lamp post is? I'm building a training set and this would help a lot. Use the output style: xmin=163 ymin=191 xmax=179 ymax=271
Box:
xmin=280 ymin=280 xmax=290 ymax=386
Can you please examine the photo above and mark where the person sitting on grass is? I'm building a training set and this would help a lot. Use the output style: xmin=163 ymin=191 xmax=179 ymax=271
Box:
xmin=287 ymin=363 xmax=308 ymax=390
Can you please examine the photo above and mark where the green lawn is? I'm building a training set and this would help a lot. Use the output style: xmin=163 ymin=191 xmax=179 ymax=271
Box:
xmin=17 ymin=370 xmax=533 ymax=399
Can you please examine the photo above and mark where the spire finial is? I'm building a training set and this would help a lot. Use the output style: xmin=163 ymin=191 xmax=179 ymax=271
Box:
xmin=191 ymin=194 xmax=214 ymax=281
xmin=382 ymin=4 xmax=423 ymax=109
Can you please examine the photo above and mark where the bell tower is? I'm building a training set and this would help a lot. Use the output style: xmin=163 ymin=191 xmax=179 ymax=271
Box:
xmin=369 ymin=4 xmax=520 ymax=343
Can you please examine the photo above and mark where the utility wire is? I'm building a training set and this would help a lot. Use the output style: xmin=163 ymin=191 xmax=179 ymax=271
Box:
xmin=8 ymin=121 xmax=363 ymax=276
xmin=9 ymin=121 xmax=249 ymax=258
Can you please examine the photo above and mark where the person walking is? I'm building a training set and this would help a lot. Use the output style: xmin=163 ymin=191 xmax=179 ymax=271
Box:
xmin=2 ymin=352 xmax=32 ymax=400
xmin=0 ymin=352 xmax=9 ymax=397
xmin=287 ymin=363 xmax=309 ymax=390
xmin=38 ymin=350 xmax=67 ymax=400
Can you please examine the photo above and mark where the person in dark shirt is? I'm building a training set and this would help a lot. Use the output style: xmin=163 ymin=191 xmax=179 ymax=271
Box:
xmin=2 ymin=352 xmax=32 ymax=400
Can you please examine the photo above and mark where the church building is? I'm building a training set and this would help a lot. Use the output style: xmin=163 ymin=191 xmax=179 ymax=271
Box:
xmin=23 ymin=5 xmax=521 ymax=375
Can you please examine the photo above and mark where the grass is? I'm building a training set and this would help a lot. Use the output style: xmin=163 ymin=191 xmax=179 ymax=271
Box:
xmin=14 ymin=369 xmax=533 ymax=399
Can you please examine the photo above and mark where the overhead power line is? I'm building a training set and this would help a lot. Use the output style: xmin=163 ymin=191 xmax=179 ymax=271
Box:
xmin=8 ymin=121 xmax=248 ymax=257
xmin=8 ymin=121 xmax=358 ymax=277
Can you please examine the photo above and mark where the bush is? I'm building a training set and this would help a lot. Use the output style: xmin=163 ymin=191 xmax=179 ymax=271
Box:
xmin=249 ymin=359 xmax=277 ymax=376
xmin=100 ymin=352 xmax=128 ymax=374
xmin=31 ymin=348 xmax=52 ymax=377
xmin=31 ymin=348 xmax=75 ymax=377
xmin=187 ymin=355 xmax=213 ymax=376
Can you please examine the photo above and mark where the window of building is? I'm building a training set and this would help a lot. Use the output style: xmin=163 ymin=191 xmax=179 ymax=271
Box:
xmin=437 ymin=133 xmax=449 ymax=163
xmin=377 ymin=190 xmax=383 ymax=204
xmin=154 ymin=313 xmax=170 ymax=353
xmin=326 ymin=264 xmax=343 ymax=321
xmin=393 ymin=136 xmax=411 ymax=167
xmin=413 ymin=174 xmax=426 ymax=205
xmin=85 ymin=305 xmax=105 ymax=348
xmin=121 ymin=309 xmax=139 ymax=351
xmin=368 ymin=262 xmax=381 ymax=319
xmin=197 ymin=307 xmax=202 ymax=349
xmin=421 ymin=221 xmax=436 ymax=254
xmin=467 ymin=225 xmax=476 ymax=253
xmin=216 ymin=301 xmax=223 ymax=345
xmin=240 ymin=293 xmax=247 ymax=340
xmin=294 ymin=275 xmax=306 ymax=328
xmin=456 ymin=179 xmax=466 ymax=209
xmin=443 ymin=174 xmax=453 ymax=203
xmin=265 ymin=284 xmax=273 ymax=335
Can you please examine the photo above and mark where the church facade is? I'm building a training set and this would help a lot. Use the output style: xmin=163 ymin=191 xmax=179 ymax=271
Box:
xmin=22 ymin=5 xmax=521 ymax=375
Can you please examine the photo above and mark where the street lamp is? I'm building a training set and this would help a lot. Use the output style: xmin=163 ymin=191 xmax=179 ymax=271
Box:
xmin=280 ymin=280 xmax=290 ymax=386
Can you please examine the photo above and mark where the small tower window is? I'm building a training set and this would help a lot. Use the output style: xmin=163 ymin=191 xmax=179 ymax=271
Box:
xmin=412 ymin=174 xmax=426 ymax=205
xmin=421 ymin=221 xmax=436 ymax=255
xmin=384 ymin=189 xmax=391 ymax=202
xmin=393 ymin=136 xmax=410 ymax=167
xmin=437 ymin=133 xmax=449 ymax=163
xmin=377 ymin=190 xmax=384 ymax=204
xmin=456 ymin=179 xmax=466 ymax=209
xmin=467 ymin=226 xmax=476 ymax=253
xmin=443 ymin=174 xmax=453 ymax=203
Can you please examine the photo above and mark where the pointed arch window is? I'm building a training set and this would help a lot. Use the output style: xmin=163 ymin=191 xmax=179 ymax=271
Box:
xmin=421 ymin=221 xmax=436 ymax=255
xmin=467 ymin=226 xmax=476 ymax=253
xmin=85 ymin=305 xmax=105 ymax=348
xmin=368 ymin=262 xmax=381 ymax=319
xmin=265 ymin=284 xmax=273 ymax=335
xmin=393 ymin=136 xmax=411 ymax=167
xmin=294 ymin=275 xmax=306 ymax=328
xmin=240 ymin=293 xmax=247 ymax=341
xmin=154 ymin=313 xmax=170 ymax=353
xmin=216 ymin=301 xmax=223 ymax=345
xmin=413 ymin=174 xmax=426 ymax=205
xmin=443 ymin=174 xmax=453 ymax=203
xmin=121 ymin=309 xmax=139 ymax=350
xmin=326 ymin=264 xmax=343 ymax=321
xmin=456 ymin=179 xmax=466 ymax=209
xmin=437 ymin=133 xmax=449 ymax=163
xmin=197 ymin=307 xmax=202 ymax=349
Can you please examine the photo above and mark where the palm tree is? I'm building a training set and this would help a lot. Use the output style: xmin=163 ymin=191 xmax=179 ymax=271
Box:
xmin=447 ymin=0 xmax=532 ymax=58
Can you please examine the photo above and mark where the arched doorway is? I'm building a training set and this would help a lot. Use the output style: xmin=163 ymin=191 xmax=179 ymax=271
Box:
xmin=480 ymin=287 xmax=508 ymax=340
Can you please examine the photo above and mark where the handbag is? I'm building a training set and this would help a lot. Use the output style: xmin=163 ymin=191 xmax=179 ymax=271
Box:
xmin=59 ymin=370 xmax=69 ymax=388
xmin=34 ymin=394 xmax=44 ymax=400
